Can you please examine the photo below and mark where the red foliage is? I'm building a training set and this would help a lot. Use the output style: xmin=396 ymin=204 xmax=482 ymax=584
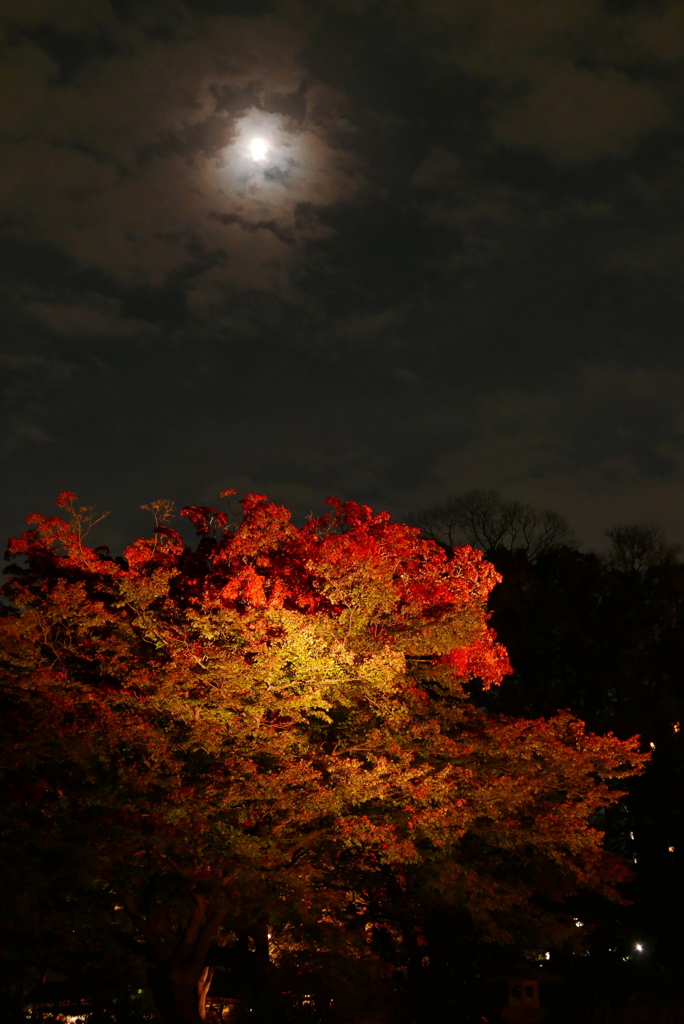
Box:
xmin=0 ymin=490 xmax=648 ymax=1023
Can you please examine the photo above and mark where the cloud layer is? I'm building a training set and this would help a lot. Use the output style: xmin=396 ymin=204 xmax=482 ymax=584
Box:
xmin=2 ymin=0 xmax=684 ymax=549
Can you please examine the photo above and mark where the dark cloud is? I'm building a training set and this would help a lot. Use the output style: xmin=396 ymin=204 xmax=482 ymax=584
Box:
xmin=2 ymin=0 xmax=684 ymax=551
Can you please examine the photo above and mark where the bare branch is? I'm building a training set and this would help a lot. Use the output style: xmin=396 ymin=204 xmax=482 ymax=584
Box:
xmin=605 ymin=523 xmax=681 ymax=573
xmin=408 ymin=490 xmax=575 ymax=558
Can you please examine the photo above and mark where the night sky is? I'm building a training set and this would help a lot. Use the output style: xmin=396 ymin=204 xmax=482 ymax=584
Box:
xmin=2 ymin=0 xmax=684 ymax=552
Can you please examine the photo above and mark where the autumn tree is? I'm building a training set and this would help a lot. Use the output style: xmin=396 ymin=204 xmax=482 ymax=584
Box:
xmin=0 ymin=491 xmax=646 ymax=1024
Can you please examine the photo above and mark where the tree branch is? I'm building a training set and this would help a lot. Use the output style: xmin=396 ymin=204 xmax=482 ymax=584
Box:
xmin=122 ymin=894 xmax=170 ymax=961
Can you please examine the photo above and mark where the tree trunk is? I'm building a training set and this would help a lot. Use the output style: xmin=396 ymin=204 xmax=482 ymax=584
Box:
xmin=402 ymin=923 xmax=426 ymax=1024
xmin=149 ymin=962 xmax=214 ymax=1024
xmin=123 ymin=895 xmax=226 ymax=1024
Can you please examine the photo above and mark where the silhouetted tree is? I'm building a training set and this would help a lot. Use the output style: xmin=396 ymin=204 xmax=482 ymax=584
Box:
xmin=605 ymin=523 xmax=681 ymax=574
xmin=409 ymin=490 xmax=574 ymax=558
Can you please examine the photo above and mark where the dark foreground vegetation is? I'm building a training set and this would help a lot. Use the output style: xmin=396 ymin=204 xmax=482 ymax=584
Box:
xmin=2 ymin=490 xmax=683 ymax=1024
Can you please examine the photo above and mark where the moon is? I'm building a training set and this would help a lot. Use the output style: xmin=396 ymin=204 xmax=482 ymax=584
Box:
xmin=248 ymin=137 xmax=270 ymax=162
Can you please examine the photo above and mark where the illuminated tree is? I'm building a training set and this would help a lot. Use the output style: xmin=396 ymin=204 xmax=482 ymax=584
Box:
xmin=0 ymin=492 xmax=646 ymax=1024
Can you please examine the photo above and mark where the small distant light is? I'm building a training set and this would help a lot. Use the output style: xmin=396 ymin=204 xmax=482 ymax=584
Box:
xmin=267 ymin=932 xmax=272 ymax=939
xmin=635 ymin=943 xmax=644 ymax=953
xmin=650 ymin=741 xmax=656 ymax=750
xmin=545 ymin=952 xmax=551 ymax=961
xmin=575 ymin=919 xmax=584 ymax=928
xmin=629 ymin=831 xmax=635 ymax=840
xmin=674 ymin=722 xmax=681 ymax=733
xmin=668 ymin=845 xmax=675 ymax=853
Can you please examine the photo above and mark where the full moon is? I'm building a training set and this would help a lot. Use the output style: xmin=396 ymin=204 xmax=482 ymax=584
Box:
xmin=248 ymin=137 xmax=270 ymax=162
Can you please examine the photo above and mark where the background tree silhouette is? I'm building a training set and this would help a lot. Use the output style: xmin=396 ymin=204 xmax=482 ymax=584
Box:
xmin=408 ymin=490 xmax=575 ymax=558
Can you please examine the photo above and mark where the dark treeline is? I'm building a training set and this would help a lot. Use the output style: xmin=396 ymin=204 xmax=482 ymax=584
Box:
xmin=410 ymin=491 xmax=684 ymax=1020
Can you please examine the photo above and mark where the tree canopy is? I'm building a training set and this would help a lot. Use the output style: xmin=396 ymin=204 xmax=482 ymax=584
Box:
xmin=0 ymin=492 xmax=646 ymax=1024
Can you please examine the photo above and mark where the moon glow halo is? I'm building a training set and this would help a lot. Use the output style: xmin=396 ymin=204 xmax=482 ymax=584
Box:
xmin=249 ymin=137 xmax=270 ymax=162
